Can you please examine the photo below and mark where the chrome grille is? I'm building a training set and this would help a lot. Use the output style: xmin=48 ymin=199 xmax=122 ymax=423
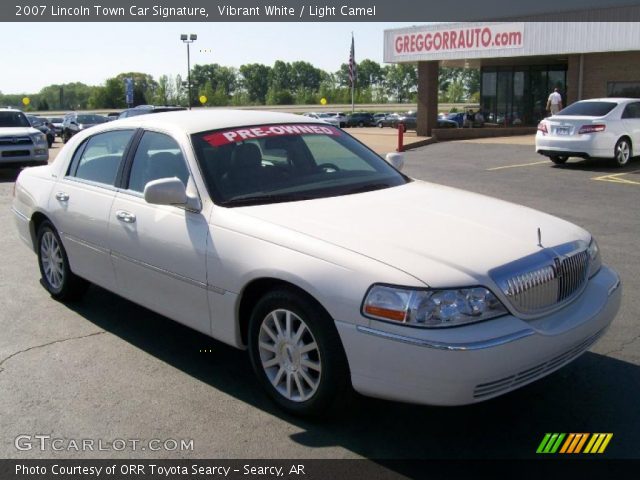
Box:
xmin=0 ymin=136 xmax=33 ymax=146
xmin=491 ymin=242 xmax=590 ymax=317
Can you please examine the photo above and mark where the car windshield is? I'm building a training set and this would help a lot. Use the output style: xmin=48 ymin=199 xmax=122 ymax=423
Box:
xmin=191 ymin=123 xmax=408 ymax=206
xmin=28 ymin=116 xmax=44 ymax=127
xmin=77 ymin=114 xmax=107 ymax=124
xmin=0 ymin=111 xmax=31 ymax=128
xmin=556 ymin=101 xmax=617 ymax=117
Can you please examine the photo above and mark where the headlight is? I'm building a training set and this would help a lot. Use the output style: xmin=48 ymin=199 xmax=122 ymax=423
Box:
xmin=30 ymin=133 xmax=47 ymax=145
xmin=362 ymin=284 xmax=508 ymax=328
xmin=78 ymin=124 xmax=84 ymax=129
xmin=587 ymin=237 xmax=602 ymax=278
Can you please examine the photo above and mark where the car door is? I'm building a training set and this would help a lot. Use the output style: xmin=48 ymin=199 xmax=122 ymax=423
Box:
xmin=108 ymin=130 xmax=211 ymax=335
xmin=621 ymin=102 xmax=640 ymax=149
xmin=48 ymin=129 xmax=136 ymax=291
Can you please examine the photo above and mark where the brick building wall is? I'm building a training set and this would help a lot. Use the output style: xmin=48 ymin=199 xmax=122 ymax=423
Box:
xmin=567 ymin=51 xmax=640 ymax=104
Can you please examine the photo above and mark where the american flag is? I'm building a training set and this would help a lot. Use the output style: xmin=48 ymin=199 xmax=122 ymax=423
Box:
xmin=349 ymin=34 xmax=356 ymax=87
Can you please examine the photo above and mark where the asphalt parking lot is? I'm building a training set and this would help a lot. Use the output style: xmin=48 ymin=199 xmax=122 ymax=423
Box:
xmin=1 ymin=136 xmax=639 ymax=463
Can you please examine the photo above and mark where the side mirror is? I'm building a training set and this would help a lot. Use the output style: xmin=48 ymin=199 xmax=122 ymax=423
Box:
xmin=144 ymin=177 xmax=187 ymax=206
xmin=144 ymin=177 xmax=202 ymax=211
xmin=385 ymin=152 xmax=405 ymax=171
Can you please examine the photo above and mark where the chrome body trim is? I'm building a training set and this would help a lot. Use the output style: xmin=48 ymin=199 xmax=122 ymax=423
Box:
xmin=356 ymin=325 xmax=535 ymax=351
xmin=11 ymin=207 xmax=29 ymax=222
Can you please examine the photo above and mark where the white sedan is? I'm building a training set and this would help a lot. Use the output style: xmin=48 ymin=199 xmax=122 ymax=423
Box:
xmin=302 ymin=112 xmax=341 ymax=128
xmin=536 ymin=97 xmax=640 ymax=166
xmin=13 ymin=110 xmax=621 ymax=416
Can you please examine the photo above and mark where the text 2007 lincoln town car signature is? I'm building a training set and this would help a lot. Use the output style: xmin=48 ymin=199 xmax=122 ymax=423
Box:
xmin=12 ymin=110 xmax=621 ymax=415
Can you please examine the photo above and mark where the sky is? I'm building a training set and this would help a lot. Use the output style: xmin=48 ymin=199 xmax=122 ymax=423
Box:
xmin=0 ymin=22 xmax=419 ymax=94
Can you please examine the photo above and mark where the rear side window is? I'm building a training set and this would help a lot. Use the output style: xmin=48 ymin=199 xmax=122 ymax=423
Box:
xmin=127 ymin=131 xmax=189 ymax=193
xmin=70 ymin=130 xmax=134 ymax=186
xmin=557 ymin=102 xmax=617 ymax=117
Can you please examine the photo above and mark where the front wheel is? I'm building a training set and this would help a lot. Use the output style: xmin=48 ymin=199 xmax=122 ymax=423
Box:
xmin=248 ymin=289 xmax=350 ymax=416
xmin=37 ymin=221 xmax=88 ymax=301
xmin=550 ymin=155 xmax=569 ymax=164
xmin=614 ymin=138 xmax=631 ymax=167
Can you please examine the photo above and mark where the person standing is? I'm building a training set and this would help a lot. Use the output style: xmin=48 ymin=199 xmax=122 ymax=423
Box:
xmin=546 ymin=87 xmax=563 ymax=116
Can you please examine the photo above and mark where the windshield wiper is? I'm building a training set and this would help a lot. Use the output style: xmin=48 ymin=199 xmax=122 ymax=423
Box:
xmin=343 ymin=183 xmax=391 ymax=195
xmin=221 ymin=193 xmax=313 ymax=207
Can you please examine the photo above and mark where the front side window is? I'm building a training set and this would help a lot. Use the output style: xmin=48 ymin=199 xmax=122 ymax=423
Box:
xmin=622 ymin=102 xmax=640 ymax=119
xmin=127 ymin=131 xmax=190 ymax=193
xmin=191 ymin=123 xmax=408 ymax=206
xmin=70 ymin=130 xmax=134 ymax=186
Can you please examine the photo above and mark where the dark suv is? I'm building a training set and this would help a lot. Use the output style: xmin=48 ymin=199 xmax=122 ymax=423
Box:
xmin=118 ymin=105 xmax=186 ymax=119
xmin=345 ymin=112 xmax=376 ymax=127
xmin=62 ymin=113 xmax=108 ymax=143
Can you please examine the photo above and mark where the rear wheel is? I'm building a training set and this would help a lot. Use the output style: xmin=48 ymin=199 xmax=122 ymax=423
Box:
xmin=37 ymin=221 xmax=88 ymax=301
xmin=248 ymin=288 xmax=350 ymax=416
xmin=614 ymin=138 xmax=631 ymax=167
xmin=377 ymin=122 xmax=383 ymax=128
xmin=550 ymin=155 xmax=569 ymax=164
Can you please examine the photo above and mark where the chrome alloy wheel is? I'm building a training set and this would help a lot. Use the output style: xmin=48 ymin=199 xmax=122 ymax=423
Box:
xmin=616 ymin=139 xmax=631 ymax=166
xmin=40 ymin=230 xmax=64 ymax=290
xmin=258 ymin=309 xmax=322 ymax=402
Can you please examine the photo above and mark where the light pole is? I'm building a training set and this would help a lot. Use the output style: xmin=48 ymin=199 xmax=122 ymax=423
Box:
xmin=180 ymin=33 xmax=197 ymax=110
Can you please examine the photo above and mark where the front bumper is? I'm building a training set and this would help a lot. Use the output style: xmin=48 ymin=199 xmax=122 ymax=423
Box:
xmin=337 ymin=266 xmax=621 ymax=406
xmin=0 ymin=146 xmax=48 ymax=167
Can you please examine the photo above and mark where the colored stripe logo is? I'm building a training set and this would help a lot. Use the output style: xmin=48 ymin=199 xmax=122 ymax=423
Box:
xmin=536 ymin=433 xmax=613 ymax=454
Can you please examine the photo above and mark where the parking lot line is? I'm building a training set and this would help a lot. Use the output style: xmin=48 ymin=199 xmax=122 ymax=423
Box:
xmin=486 ymin=160 xmax=548 ymax=171
xmin=592 ymin=170 xmax=640 ymax=186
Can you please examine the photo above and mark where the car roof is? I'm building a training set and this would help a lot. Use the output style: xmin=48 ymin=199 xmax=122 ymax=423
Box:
xmin=577 ymin=98 xmax=636 ymax=104
xmin=109 ymin=109 xmax=327 ymax=134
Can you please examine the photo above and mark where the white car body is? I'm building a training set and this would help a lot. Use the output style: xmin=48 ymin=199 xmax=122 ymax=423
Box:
xmin=302 ymin=112 xmax=341 ymax=128
xmin=536 ymin=98 xmax=640 ymax=165
xmin=13 ymin=110 xmax=621 ymax=409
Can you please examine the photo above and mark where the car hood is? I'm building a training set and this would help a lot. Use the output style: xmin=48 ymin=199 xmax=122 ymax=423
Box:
xmin=225 ymin=181 xmax=590 ymax=287
xmin=0 ymin=127 xmax=39 ymax=136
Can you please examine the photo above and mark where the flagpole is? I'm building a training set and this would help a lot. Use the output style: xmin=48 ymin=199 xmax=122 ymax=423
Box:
xmin=350 ymin=32 xmax=355 ymax=114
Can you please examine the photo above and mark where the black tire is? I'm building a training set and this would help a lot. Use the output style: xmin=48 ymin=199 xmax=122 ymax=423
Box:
xmin=614 ymin=138 xmax=632 ymax=167
xmin=62 ymin=131 xmax=69 ymax=144
xmin=377 ymin=122 xmax=383 ymax=128
xmin=248 ymin=288 xmax=350 ymax=417
xmin=550 ymin=155 xmax=569 ymax=164
xmin=37 ymin=221 xmax=88 ymax=301
xmin=357 ymin=121 xmax=364 ymax=127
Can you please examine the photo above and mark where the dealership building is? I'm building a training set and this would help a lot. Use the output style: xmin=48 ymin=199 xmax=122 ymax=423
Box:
xmin=384 ymin=8 xmax=640 ymax=135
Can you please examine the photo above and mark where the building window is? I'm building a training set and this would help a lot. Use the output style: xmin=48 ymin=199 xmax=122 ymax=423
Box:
xmin=608 ymin=82 xmax=640 ymax=98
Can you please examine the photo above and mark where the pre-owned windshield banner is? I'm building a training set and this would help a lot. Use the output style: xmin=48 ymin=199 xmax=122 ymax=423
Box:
xmin=4 ymin=0 xmax=639 ymax=22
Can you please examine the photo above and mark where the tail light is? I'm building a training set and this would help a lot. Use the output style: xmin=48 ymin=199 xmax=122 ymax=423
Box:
xmin=578 ymin=124 xmax=606 ymax=134
xmin=537 ymin=122 xmax=548 ymax=134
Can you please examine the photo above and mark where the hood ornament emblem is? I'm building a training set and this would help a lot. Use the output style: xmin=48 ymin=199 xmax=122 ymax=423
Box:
xmin=537 ymin=227 xmax=543 ymax=248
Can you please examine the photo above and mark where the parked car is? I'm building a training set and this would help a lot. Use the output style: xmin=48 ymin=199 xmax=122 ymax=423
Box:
xmin=325 ymin=112 xmax=347 ymax=128
xmin=302 ymin=112 xmax=341 ymax=128
xmin=536 ymin=98 xmax=640 ymax=166
xmin=27 ymin=115 xmax=55 ymax=148
xmin=13 ymin=110 xmax=621 ymax=416
xmin=0 ymin=108 xmax=49 ymax=167
xmin=62 ymin=113 xmax=108 ymax=143
xmin=106 ymin=112 xmax=121 ymax=121
xmin=45 ymin=117 xmax=64 ymax=137
xmin=345 ymin=112 xmax=376 ymax=127
xmin=445 ymin=112 xmax=465 ymax=128
xmin=373 ymin=113 xmax=387 ymax=122
xmin=377 ymin=113 xmax=400 ymax=128
xmin=118 ymin=105 xmax=186 ymax=119
xmin=436 ymin=118 xmax=459 ymax=129
xmin=396 ymin=113 xmax=417 ymax=130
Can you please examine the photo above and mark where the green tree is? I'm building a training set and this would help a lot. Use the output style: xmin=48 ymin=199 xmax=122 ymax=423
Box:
xmin=239 ymin=63 xmax=271 ymax=104
xmin=383 ymin=64 xmax=417 ymax=103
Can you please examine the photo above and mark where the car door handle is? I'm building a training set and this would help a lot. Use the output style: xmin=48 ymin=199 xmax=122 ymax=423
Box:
xmin=55 ymin=192 xmax=69 ymax=202
xmin=115 ymin=210 xmax=136 ymax=224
